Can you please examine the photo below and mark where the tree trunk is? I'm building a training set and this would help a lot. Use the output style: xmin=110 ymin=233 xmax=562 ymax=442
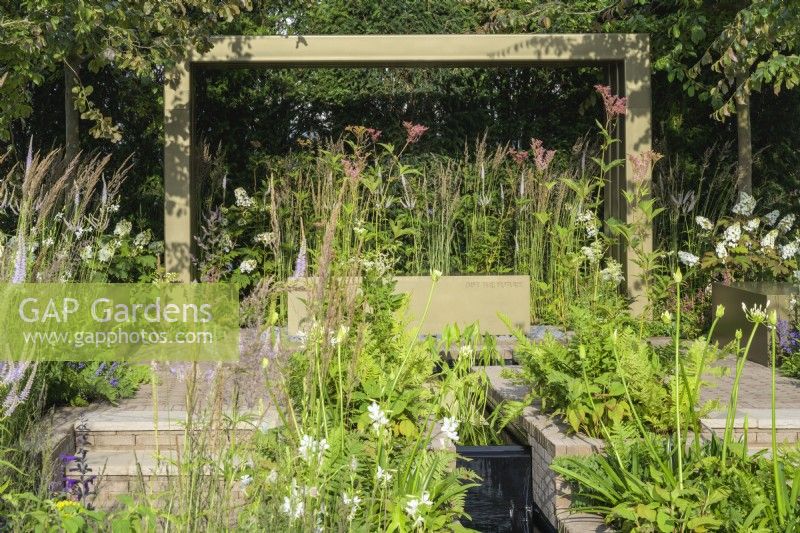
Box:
xmin=734 ymin=72 xmax=752 ymax=194
xmin=64 ymin=58 xmax=80 ymax=162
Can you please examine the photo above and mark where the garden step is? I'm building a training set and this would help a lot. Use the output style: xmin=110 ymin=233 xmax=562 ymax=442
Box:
xmin=65 ymin=450 xmax=246 ymax=508
xmin=77 ymin=409 xmax=279 ymax=451
xmin=701 ymin=408 xmax=800 ymax=450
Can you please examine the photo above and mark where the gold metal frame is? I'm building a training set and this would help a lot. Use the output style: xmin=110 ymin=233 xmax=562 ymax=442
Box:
xmin=164 ymin=34 xmax=652 ymax=309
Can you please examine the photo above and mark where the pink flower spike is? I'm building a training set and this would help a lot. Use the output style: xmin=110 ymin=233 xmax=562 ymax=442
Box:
xmin=508 ymin=148 xmax=529 ymax=165
xmin=628 ymin=150 xmax=663 ymax=182
xmin=594 ymin=84 xmax=627 ymax=118
xmin=531 ymin=138 xmax=556 ymax=172
xmin=343 ymin=159 xmax=362 ymax=180
xmin=365 ymin=128 xmax=382 ymax=143
xmin=402 ymin=121 xmax=429 ymax=144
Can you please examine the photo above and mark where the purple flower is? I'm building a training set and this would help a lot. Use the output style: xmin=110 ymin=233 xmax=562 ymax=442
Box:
xmin=60 ymin=453 xmax=78 ymax=463
xmin=25 ymin=137 xmax=33 ymax=181
xmin=109 ymin=378 xmax=119 ymax=388
xmin=94 ymin=363 xmax=106 ymax=376
xmin=292 ymin=235 xmax=307 ymax=279
xmin=777 ymin=319 xmax=800 ymax=354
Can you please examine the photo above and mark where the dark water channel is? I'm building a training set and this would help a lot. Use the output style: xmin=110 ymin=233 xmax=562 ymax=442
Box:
xmin=457 ymin=445 xmax=550 ymax=533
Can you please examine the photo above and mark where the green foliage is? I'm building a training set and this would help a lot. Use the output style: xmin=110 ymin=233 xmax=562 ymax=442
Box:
xmin=513 ymin=297 xmax=683 ymax=437
xmin=43 ymin=362 xmax=149 ymax=407
xmin=0 ymin=0 xmax=253 ymax=142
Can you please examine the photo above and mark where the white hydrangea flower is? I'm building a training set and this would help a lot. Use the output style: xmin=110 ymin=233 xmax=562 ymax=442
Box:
xmin=777 ymin=214 xmax=796 ymax=233
xmin=722 ymin=222 xmax=741 ymax=246
xmin=97 ymin=244 xmax=115 ymax=262
xmin=678 ymin=251 xmax=699 ymax=267
xmin=234 ymin=187 xmax=254 ymax=208
xmin=113 ymin=220 xmax=132 ymax=237
xmin=761 ymin=229 xmax=779 ymax=250
xmin=780 ymin=241 xmax=799 ymax=260
xmin=743 ymin=218 xmax=760 ymax=233
xmin=715 ymin=242 xmax=728 ymax=260
xmin=695 ymin=216 xmax=713 ymax=231
xmin=133 ymin=231 xmax=151 ymax=248
xmin=764 ymin=210 xmax=781 ymax=226
xmin=731 ymin=191 xmax=757 ymax=216
xmin=794 ymin=270 xmax=800 ymax=283
xmin=239 ymin=259 xmax=257 ymax=274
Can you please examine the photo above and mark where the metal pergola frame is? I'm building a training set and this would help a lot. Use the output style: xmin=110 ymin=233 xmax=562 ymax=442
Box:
xmin=164 ymin=34 xmax=652 ymax=310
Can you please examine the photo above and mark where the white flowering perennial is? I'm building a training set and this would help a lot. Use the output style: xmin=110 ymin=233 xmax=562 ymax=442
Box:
xmin=440 ymin=417 xmax=460 ymax=443
xmin=458 ymin=345 xmax=474 ymax=359
xmin=254 ymin=232 xmax=275 ymax=245
xmin=777 ymin=214 xmax=796 ymax=233
xmin=722 ymin=222 xmax=741 ymax=247
xmin=576 ymin=210 xmax=598 ymax=238
xmin=342 ymin=493 xmax=362 ymax=522
xmin=764 ymin=210 xmax=781 ymax=226
xmin=780 ymin=241 xmax=799 ymax=260
xmin=281 ymin=481 xmax=305 ymax=521
xmin=376 ymin=465 xmax=393 ymax=485
xmin=678 ymin=251 xmax=699 ymax=267
xmin=731 ymin=191 xmax=757 ymax=216
xmin=133 ymin=231 xmax=151 ymax=248
xmin=405 ymin=492 xmax=433 ymax=528
xmin=80 ymin=245 xmax=93 ymax=261
xmin=368 ymin=401 xmax=389 ymax=431
xmin=695 ymin=216 xmax=713 ymax=231
xmin=239 ymin=258 xmax=257 ymax=274
xmin=715 ymin=242 xmax=728 ymax=260
xmin=581 ymin=240 xmax=603 ymax=265
xmin=113 ymin=220 xmax=132 ymax=237
xmin=234 ymin=187 xmax=255 ymax=208
xmin=761 ymin=229 xmax=779 ymax=250
xmin=742 ymin=300 xmax=770 ymax=324
xmin=743 ymin=218 xmax=760 ymax=233
xmin=298 ymin=434 xmax=330 ymax=463
xmin=97 ymin=244 xmax=115 ymax=262
xmin=600 ymin=259 xmax=624 ymax=284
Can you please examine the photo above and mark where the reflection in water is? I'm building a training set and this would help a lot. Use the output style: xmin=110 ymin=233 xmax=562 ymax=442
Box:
xmin=457 ymin=445 xmax=546 ymax=533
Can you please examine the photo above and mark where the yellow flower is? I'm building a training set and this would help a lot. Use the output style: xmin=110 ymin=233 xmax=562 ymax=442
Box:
xmin=55 ymin=499 xmax=81 ymax=513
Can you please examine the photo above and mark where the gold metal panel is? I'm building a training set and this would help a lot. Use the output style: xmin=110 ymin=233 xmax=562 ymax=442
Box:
xmin=288 ymin=275 xmax=530 ymax=336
